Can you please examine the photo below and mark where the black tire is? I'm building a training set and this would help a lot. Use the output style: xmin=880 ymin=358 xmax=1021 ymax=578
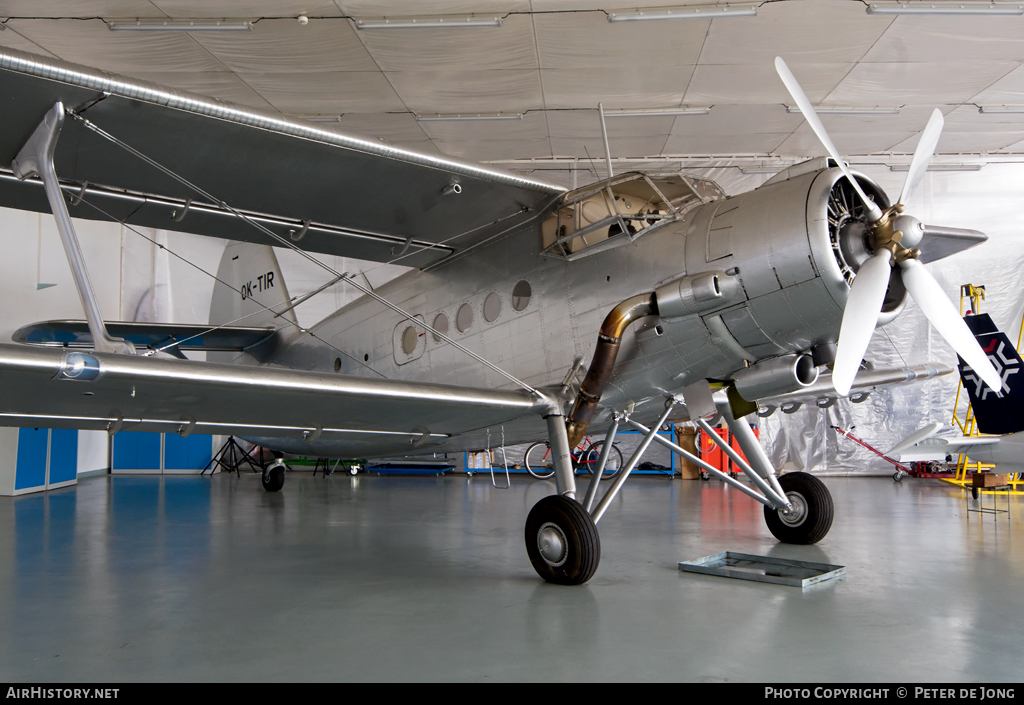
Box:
xmin=893 ymin=471 xmax=904 ymax=482
xmin=764 ymin=472 xmax=833 ymax=544
xmin=525 ymin=495 xmax=601 ymax=585
xmin=525 ymin=442 xmax=555 ymax=479
xmin=262 ymin=463 xmax=285 ymax=492
xmin=700 ymin=471 xmax=710 ymax=481
xmin=581 ymin=442 xmax=624 ymax=481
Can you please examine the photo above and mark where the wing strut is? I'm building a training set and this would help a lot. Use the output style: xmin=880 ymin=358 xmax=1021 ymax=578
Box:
xmin=12 ymin=102 xmax=133 ymax=355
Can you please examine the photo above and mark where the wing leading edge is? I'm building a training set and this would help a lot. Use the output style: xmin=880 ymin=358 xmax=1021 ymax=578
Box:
xmin=0 ymin=343 xmax=555 ymax=458
xmin=0 ymin=47 xmax=564 ymax=268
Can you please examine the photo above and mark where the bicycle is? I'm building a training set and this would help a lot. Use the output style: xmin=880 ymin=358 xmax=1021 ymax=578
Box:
xmin=523 ymin=436 xmax=624 ymax=481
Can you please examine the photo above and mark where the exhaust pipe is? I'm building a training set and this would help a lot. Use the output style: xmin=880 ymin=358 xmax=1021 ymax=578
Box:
xmin=566 ymin=293 xmax=656 ymax=448
xmin=732 ymin=354 xmax=818 ymax=402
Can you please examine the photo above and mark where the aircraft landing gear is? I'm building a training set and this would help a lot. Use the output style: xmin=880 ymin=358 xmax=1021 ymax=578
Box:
xmin=262 ymin=459 xmax=286 ymax=492
xmin=763 ymin=472 xmax=833 ymax=544
xmin=525 ymin=495 xmax=600 ymax=585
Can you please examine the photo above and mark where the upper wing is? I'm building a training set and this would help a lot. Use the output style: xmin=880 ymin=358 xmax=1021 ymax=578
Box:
xmin=0 ymin=47 xmax=564 ymax=269
xmin=757 ymin=362 xmax=953 ymax=415
xmin=0 ymin=343 xmax=554 ymax=458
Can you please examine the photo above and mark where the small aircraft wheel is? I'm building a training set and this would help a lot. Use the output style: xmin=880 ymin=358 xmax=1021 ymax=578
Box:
xmin=971 ymin=486 xmax=979 ymax=500
xmin=525 ymin=495 xmax=600 ymax=585
xmin=764 ymin=472 xmax=833 ymax=545
xmin=262 ymin=461 xmax=286 ymax=492
xmin=893 ymin=471 xmax=904 ymax=482
xmin=349 ymin=466 xmax=358 ymax=476
xmin=700 ymin=471 xmax=710 ymax=481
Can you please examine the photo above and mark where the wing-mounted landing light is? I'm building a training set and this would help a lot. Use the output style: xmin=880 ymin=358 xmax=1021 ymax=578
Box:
xmin=775 ymin=57 xmax=1001 ymax=396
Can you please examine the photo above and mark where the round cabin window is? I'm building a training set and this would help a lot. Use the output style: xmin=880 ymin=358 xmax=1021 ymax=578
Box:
xmin=456 ymin=303 xmax=474 ymax=333
xmin=511 ymin=280 xmax=532 ymax=311
xmin=333 ymin=357 xmax=341 ymax=372
xmin=401 ymin=325 xmax=419 ymax=355
xmin=483 ymin=292 xmax=502 ymax=323
xmin=432 ymin=312 xmax=449 ymax=343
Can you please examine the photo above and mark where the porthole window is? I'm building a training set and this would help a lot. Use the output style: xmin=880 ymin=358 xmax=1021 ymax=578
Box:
xmin=483 ymin=292 xmax=502 ymax=323
xmin=456 ymin=303 xmax=474 ymax=333
xmin=432 ymin=312 xmax=449 ymax=343
xmin=333 ymin=357 xmax=341 ymax=372
xmin=401 ymin=325 xmax=419 ymax=355
xmin=512 ymin=280 xmax=532 ymax=311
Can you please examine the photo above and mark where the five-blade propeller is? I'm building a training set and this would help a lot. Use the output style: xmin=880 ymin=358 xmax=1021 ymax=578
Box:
xmin=775 ymin=57 xmax=1002 ymax=397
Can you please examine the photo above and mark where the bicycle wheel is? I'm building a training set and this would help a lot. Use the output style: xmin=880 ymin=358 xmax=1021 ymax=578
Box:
xmin=524 ymin=441 xmax=555 ymax=479
xmin=582 ymin=442 xmax=624 ymax=481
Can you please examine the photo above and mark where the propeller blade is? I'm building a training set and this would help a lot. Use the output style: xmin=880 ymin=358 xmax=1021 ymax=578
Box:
xmin=775 ymin=57 xmax=882 ymax=222
xmin=888 ymin=421 xmax=943 ymax=456
xmin=898 ymin=108 xmax=944 ymax=206
xmin=832 ymin=251 xmax=894 ymax=396
xmin=899 ymin=258 xmax=1004 ymax=392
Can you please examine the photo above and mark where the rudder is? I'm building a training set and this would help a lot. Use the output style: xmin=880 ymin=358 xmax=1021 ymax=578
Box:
xmin=958 ymin=313 xmax=1024 ymax=434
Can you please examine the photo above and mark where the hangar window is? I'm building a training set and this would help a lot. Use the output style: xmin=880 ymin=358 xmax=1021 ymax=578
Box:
xmin=432 ymin=312 xmax=449 ymax=342
xmin=456 ymin=303 xmax=474 ymax=333
xmin=483 ymin=292 xmax=502 ymax=322
xmin=511 ymin=280 xmax=531 ymax=311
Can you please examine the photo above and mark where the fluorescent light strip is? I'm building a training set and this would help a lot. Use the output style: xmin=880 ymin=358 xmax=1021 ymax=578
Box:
xmin=603 ymin=107 xmax=711 ymax=117
xmin=609 ymin=5 xmax=757 ymax=21
xmin=866 ymin=3 xmax=1024 ymax=14
xmin=786 ymin=105 xmax=900 ymax=115
xmin=355 ymin=17 xmax=502 ymax=29
xmin=108 ymin=19 xmax=254 ymax=31
xmin=417 ymin=113 xmax=523 ymax=122
xmin=889 ymin=163 xmax=984 ymax=172
xmin=979 ymin=105 xmax=1024 ymax=113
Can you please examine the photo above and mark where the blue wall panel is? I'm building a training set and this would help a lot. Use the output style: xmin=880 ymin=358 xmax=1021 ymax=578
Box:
xmin=112 ymin=432 xmax=161 ymax=471
xmin=15 ymin=428 xmax=48 ymax=491
xmin=48 ymin=429 xmax=79 ymax=484
xmin=164 ymin=434 xmax=213 ymax=471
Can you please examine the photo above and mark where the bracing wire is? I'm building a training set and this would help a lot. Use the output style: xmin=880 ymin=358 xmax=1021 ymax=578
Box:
xmin=67 ymin=108 xmax=541 ymax=396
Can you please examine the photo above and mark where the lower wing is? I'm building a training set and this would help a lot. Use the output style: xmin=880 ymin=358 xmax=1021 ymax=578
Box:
xmin=0 ymin=343 xmax=554 ymax=459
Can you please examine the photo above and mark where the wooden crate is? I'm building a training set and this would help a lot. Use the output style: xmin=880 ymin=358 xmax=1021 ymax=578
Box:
xmin=972 ymin=472 xmax=1010 ymax=488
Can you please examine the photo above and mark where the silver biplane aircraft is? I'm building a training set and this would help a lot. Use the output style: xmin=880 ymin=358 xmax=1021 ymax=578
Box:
xmin=0 ymin=47 xmax=1003 ymax=584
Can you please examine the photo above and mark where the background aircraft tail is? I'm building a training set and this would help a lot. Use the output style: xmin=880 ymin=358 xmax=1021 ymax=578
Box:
xmin=958 ymin=313 xmax=1024 ymax=434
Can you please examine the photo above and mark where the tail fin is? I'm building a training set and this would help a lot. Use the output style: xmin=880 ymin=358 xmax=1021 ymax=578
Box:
xmin=958 ymin=313 xmax=1024 ymax=434
xmin=209 ymin=241 xmax=296 ymax=329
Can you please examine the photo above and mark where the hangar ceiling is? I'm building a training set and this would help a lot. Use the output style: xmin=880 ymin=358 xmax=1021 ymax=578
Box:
xmin=2 ymin=0 xmax=1024 ymax=190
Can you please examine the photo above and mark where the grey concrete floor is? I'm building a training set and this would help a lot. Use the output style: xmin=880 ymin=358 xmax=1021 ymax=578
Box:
xmin=0 ymin=471 xmax=1021 ymax=682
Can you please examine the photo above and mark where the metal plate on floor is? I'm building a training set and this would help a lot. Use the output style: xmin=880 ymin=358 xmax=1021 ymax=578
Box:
xmin=679 ymin=551 xmax=845 ymax=588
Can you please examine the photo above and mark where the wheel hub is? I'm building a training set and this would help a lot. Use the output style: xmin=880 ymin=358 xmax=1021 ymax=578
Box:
xmin=537 ymin=522 xmax=568 ymax=567
xmin=779 ymin=492 xmax=808 ymax=527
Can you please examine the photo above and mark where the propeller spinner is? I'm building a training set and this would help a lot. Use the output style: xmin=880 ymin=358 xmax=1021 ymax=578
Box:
xmin=775 ymin=57 xmax=1002 ymax=397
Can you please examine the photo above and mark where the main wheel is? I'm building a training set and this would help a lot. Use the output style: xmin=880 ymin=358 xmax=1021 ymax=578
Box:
xmin=763 ymin=472 xmax=833 ymax=544
xmin=525 ymin=495 xmax=601 ymax=585
xmin=524 ymin=442 xmax=555 ymax=479
xmin=262 ymin=460 xmax=286 ymax=492
xmin=581 ymin=442 xmax=624 ymax=481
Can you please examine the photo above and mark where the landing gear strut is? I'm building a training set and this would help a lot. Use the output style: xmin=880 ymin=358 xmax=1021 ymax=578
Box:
xmin=262 ymin=459 xmax=287 ymax=492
